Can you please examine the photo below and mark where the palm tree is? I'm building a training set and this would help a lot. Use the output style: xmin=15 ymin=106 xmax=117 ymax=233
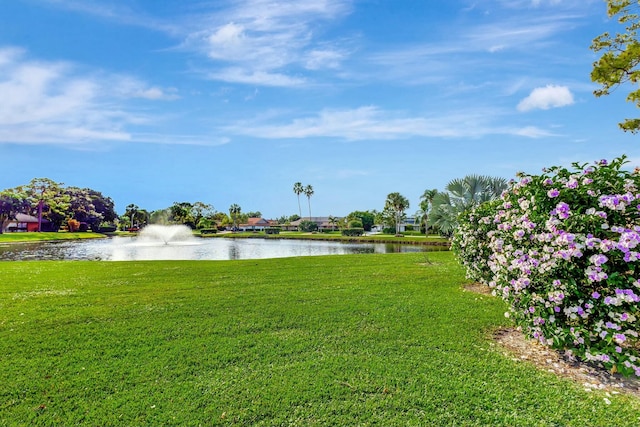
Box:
xmin=428 ymin=192 xmax=459 ymax=237
xmin=328 ymin=215 xmax=338 ymax=231
xmin=418 ymin=188 xmax=438 ymax=235
xmin=428 ymin=175 xmax=508 ymax=237
xmin=304 ymin=184 xmax=314 ymax=219
xmin=125 ymin=204 xmax=139 ymax=230
xmin=446 ymin=175 xmax=508 ymax=211
xmin=229 ymin=203 xmax=241 ymax=231
xmin=293 ymin=182 xmax=304 ymax=218
xmin=384 ymin=192 xmax=410 ymax=235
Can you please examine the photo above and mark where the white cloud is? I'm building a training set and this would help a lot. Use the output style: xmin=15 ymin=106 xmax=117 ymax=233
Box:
xmin=223 ymin=106 xmax=554 ymax=140
xmin=190 ymin=0 xmax=353 ymax=86
xmin=41 ymin=0 xmax=179 ymax=34
xmin=304 ymin=49 xmax=345 ymax=70
xmin=517 ymin=85 xmax=574 ymax=112
xmin=104 ymin=75 xmax=180 ymax=100
xmin=512 ymin=126 xmax=557 ymax=138
xmin=208 ymin=68 xmax=307 ymax=87
xmin=466 ymin=17 xmax=573 ymax=53
xmin=134 ymin=87 xmax=179 ymax=100
xmin=0 ymin=47 xmax=211 ymax=146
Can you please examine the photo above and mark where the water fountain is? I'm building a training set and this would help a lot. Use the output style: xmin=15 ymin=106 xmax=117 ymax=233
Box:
xmin=136 ymin=224 xmax=198 ymax=245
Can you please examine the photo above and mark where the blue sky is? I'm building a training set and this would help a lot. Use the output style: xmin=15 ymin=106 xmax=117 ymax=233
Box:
xmin=0 ymin=0 xmax=638 ymax=218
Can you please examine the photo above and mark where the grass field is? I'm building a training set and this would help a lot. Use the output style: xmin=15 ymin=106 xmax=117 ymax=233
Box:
xmin=1 ymin=252 xmax=639 ymax=426
xmin=0 ymin=232 xmax=106 ymax=243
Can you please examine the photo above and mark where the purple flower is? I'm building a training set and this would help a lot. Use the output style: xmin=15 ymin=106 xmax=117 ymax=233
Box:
xmin=547 ymin=189 xmax=560 ymax=198
xmin=554 ymin=306 xmax=561 ymax=313
xmin=555 ymin=202 xmax=571 ymax=219
xmin=589 ymin=254 xmax=608 ymax=267
xmin=592 ymin=291 xmax=600 ymax=299
xmin=614 ymin=333 xmax=627 ymax=343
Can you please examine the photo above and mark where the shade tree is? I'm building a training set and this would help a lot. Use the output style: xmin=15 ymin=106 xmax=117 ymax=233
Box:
xmin=591 ymin=0 xmax=640 ymax=132
xmin=0 ymin=190 xmax=29 ymax=234
xmin=170 ymin=202 xmax=196 ymax=228
xmin=346 ymin=210 xmax=375 ymax=231
xmin=66 ymin=187 xmax=117 ymax=231
xmin=15 ymin=178 xmax=70 ymax=231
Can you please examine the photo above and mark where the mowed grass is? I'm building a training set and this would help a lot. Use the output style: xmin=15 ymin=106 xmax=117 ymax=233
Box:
xmin=1 ymin=252 xmax=639 ymax=426
xmin=0 ymin=232 xmax=105 ymax=243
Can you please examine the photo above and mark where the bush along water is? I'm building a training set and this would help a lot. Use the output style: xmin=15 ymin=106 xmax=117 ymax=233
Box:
xmin=453 ymin=156 xmax=640 ymax=376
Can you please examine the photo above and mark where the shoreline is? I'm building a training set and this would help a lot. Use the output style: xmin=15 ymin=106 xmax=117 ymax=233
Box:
xmin=201 ymin=232 xmax=451 ymax=247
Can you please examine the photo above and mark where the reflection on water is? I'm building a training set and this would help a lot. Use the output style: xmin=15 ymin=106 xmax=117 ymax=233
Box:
xmin=0 ymin=236 xmax=445 ymax=261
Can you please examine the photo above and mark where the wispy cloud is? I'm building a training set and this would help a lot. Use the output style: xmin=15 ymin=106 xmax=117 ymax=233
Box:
xmin=465 ymin=16 xmax=577 ymax=53
xmin=223 ymin=106 xmax=555 ymax=140
xmin=206 ymin=67 xmax=307 ymax=87
xmin=0 ymin=47 xmax=128 ymax=144
xmin=39 ymin=0 xmax=179 ymax=34
xmin=364 ymin=7 xmax=584 ymax=88
xmin=517 ymin=85 xmax=575 ymax=111
xmin=187 ymin=0 xmax=354 ymax=86
xmin=0 ymin=47 xmax=219 ymax=146
xmin=105 ymin=75 xmax=180 ymax=100
xmin=512 ymin=126 xmax=557 ymax=138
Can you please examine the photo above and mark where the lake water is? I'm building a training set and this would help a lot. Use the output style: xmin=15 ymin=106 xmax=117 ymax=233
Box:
xmin=0 ymin=236 xmax=444 ymax=261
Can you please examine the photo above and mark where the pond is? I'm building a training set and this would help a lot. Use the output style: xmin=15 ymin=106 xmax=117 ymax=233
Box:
xmin=0 ymin=236 xmax=445 ymax=261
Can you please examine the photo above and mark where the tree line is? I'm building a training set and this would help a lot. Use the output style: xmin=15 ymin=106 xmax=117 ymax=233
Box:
xmin=1 ymin=175 xmax=507 ymax=236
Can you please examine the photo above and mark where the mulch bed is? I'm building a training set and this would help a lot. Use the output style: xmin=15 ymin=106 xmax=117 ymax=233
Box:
xmin=464 ymin=283 xmax=640 ymax=398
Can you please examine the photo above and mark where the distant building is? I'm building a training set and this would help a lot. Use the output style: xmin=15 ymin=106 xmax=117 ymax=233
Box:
xmin=402 ymin=216 xmax=419 ymax=232
xmin=289 ymin=217 xmax=342 ymax=231
xmin=4 ymin=213 xmax=53 ymax=232
xmin=372 ymin=216 xmax=419 ymax=233
xmin=238 ymin=217 xmax=270 ymax=232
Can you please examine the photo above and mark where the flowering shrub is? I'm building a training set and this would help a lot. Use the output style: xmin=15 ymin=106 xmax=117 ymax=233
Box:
xmin=451 ymin=199 xmax=500 ymax=284
xmin=453 ymin=156 xmax=640 ymax=376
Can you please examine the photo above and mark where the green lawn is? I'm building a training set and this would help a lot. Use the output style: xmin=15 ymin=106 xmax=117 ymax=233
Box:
xmin=0 ymin=232 xmax=106 ymax=243
xmin=1 ymin=252 xmax=638 ymax=426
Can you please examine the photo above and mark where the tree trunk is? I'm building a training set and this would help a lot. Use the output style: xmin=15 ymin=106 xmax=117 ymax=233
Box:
xmin=37 ymin=199 xmax=43 ymax=232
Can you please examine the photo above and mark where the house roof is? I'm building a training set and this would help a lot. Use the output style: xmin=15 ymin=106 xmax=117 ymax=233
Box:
xmin=14 ymin=213 xmax=49 ymax=223
xmin=240 ymin=217 xmax=270 ymax=227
